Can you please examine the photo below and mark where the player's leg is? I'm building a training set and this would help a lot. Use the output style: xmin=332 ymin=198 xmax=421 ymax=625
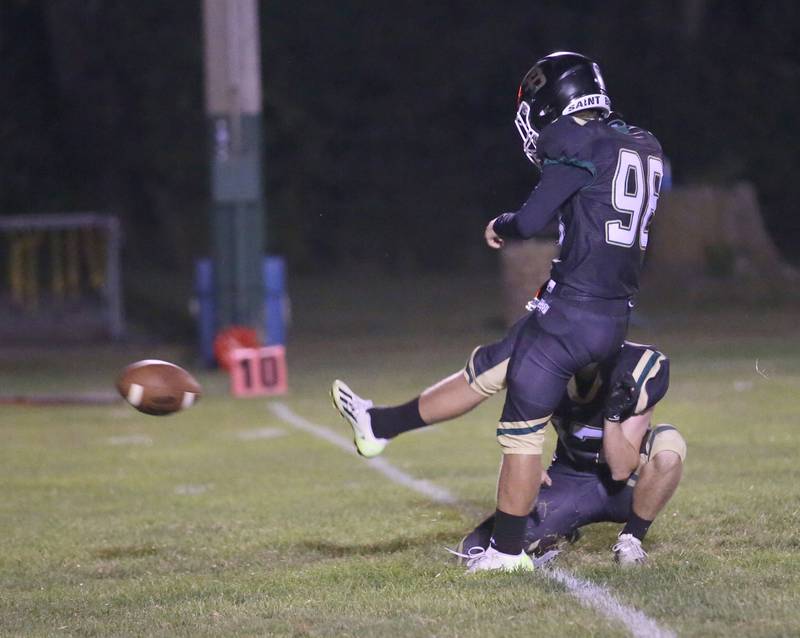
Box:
xmin=473 ymin=318 xmax=584 ymax=570
xmin=458 ymin=462 xmax=605 ymax=559
xmin=331 ymin=373 xmax=484 ymax=458
xmin=474 ymin=299 xmax=628 ymax=571
xmin=612 ymin=424 xmax=687 ymax=565
xmin=495 ymin=451 xmax=543 ymax=525
xmin=402 ymin=371 xmax=486 ymax=431
xmin=331 ymin=316 xmax=525 ymax=457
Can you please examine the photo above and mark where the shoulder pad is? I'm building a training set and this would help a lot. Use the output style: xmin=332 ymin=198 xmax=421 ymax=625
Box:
xmin=537 ymin=116 xmax=598 ymax=174
xmin=612 ymin=343 xmax=669 ymax=413
xmin=619 ymin=122 xmax=664 ymax=156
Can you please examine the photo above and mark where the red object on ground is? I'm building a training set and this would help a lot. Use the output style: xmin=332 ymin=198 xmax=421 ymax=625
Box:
xmin=213 ymin=326 xmax=261 ymax=370
xmin=229 ymin=346 xmax=288 ymax=397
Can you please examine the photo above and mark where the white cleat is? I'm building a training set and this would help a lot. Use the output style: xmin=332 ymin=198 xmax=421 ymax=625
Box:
xmin=612 ymin=533 xmax=648 ymax=566
xmin=330 ymin=380 xmax=387 ymax=458
xmin=461 ymin=546 xmax=535 ymax=573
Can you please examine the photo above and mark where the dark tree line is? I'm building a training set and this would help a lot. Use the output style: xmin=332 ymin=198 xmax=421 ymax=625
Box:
xmin=1 ymin=0 xmax=798 ymax=281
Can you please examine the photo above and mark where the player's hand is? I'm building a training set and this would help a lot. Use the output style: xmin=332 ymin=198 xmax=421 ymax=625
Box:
xmin=484 ymin=218 xmax=505 ymax=249
xmin=603 ymin=372 xmax=639 ymax=423
xmin=541 ymin=470 xmax=552 ymax=486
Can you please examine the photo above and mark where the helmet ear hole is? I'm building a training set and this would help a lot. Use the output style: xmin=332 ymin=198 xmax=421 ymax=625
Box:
xmin=537 ymin=105 xmax=555 ymax=126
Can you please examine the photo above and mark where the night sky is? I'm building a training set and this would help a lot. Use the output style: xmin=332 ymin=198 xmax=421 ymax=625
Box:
xmin=1 ymin=0 xmax=799 ymax=276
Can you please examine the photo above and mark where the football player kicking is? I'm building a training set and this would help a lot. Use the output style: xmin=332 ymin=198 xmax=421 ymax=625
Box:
xmin=333 ymin=52 xmax=665 ymax=572
xmin=333 ymin=339 xmax=685 ymax=568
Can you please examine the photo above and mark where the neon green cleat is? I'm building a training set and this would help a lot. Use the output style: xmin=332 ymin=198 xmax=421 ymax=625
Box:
xmin=330 ymin=380 xmax=388 ymax=458
xmin=462 ymin=546 xmax=535 ymax=573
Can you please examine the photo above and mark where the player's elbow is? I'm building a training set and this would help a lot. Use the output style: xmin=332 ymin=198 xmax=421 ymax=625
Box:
xmin=610 ymin=467 xmax=633 ymax=482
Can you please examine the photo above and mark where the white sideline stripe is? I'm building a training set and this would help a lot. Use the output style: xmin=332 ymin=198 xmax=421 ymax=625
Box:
xmin=268 ymin=402 xmax=675 ymax=638
xmin=269 ymin=403 xmax=457 ymax=505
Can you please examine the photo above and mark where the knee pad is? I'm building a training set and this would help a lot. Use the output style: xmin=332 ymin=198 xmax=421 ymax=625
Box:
xmin=464 ymin=345 xmax=509 ymax=397
xmin=496 ymin=416 xmax=550 ymax=455
xmin=643 ymin=424 xmax=687 ymax=464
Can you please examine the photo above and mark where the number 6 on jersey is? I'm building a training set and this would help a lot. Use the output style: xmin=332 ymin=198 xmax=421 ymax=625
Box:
xmin=606 ymin=148 xmax=663 ymax=249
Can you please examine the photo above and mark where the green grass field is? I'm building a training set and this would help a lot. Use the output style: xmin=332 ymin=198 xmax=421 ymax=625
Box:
xmin=2 ymin=275 xmax=799 ymax=637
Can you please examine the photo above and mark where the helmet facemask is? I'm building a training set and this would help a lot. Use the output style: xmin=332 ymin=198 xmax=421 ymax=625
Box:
xmin=514 ymin=101 xmax=541 ymax=166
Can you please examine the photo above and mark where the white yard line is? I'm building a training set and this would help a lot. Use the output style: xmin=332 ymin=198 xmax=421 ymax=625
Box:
xmin=236 ymin=427 xmax=288 ymax=441
xmin=547 ymin=568 xmax=676 ymax=638
xmin=268 ymin=402 xmax=676 ymax=638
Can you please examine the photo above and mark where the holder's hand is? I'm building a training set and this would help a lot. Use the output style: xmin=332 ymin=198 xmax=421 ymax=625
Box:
xmin=604 ymin=372 xmax=639 ymax=423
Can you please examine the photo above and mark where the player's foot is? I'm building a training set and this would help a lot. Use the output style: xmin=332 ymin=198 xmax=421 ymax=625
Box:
xmin=456 ymin=516 xmax=580 ymax=568
xmin=454 ymin=516 xmax=494 ymax=564
xmin=612 ymin=533 xmax=648 ymax=566
xmin=464 ymin=546 xmax=535 ymax=573
xmin=330 ymin=380 xmax=387 ymax=458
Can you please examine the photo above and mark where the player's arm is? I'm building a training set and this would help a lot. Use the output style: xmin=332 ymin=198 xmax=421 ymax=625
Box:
xmin=603 ymin=349 xmax=670 ymax=481
xmin=602 ymin=372 xmax=649 ymax=481
xmin=603 ymin=410 xmax=652 ymax=481
xmin=486 ymin=163 xmax=591 ymax=247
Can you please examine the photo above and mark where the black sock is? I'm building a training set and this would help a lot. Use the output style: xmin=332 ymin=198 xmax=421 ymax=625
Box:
xmin=368 ymin=397 xmax=427 ymax=439
xmin=622 ymin=511 xmax=653 ymax=542
xmin=490 ymin=509 xmax=528 ymax=555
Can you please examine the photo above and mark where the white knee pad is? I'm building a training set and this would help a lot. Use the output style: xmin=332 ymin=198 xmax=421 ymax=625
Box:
xmin=643 ymin=423 xmax=687 ymax=463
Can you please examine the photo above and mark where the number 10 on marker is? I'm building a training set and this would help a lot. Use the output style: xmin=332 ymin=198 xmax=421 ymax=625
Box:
xmin=229 ymin=346 xmax=288 ymax=397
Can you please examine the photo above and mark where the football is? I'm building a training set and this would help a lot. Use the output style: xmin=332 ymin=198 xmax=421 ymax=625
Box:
xmin=116 ymin=359 xmax=202 ymax=416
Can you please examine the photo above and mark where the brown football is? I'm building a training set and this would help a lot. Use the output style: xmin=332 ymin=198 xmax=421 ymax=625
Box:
xmin=116 ymin=360 xmax=202 ymax=416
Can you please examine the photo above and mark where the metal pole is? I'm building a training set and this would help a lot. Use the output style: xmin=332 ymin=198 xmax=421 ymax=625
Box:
xmin=202 ymin=0 xmax=266 ymax=332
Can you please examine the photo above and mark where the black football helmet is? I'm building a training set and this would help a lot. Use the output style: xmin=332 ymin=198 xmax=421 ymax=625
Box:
xmin=515 ymin=51 xmax=611 ymax=165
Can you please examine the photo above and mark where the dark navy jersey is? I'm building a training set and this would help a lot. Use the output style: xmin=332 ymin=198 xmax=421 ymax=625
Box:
xmin=538 ymin=115 xmax=664 ymax=299
xmin=550 ymin=341 xmax=669 ymax=470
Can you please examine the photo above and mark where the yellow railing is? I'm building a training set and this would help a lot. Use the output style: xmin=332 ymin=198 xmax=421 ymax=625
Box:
xmin=5 ymin=227 xmax=108 ymax=313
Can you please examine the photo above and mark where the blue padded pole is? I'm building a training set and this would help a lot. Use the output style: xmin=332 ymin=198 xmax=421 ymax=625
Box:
xmin=263 ymin=256 xmax=286 ymax=346
xmin=195 ymin=258 xmax=216 ymax=366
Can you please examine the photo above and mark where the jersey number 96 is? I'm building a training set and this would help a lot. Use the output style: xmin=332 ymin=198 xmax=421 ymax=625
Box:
xmin=607 ymin=149 xmax=663 ymax=250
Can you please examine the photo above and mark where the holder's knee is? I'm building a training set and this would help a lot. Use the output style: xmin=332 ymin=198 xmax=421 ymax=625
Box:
xmin=652 ymin=449 xmax=683 ymax=474
xmin=644 ymin=424 xmax=687 ymax=466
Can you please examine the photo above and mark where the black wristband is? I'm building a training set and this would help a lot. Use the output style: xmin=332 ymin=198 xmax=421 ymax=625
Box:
xmin=492 ymin=213 xmax=521 ymax=239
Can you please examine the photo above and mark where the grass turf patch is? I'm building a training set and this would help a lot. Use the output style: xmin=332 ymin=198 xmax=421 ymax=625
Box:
xmin=1 ymin=279 xmax=799 ymax=636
